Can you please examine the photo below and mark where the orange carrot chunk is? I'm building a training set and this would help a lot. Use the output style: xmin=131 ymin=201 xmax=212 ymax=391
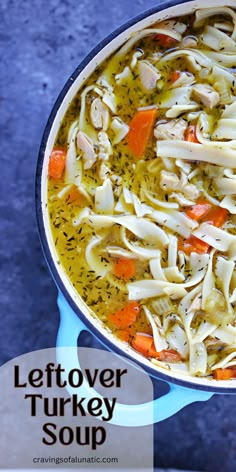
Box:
xmin=178 ymin=235 xmax=210 ymax=255
xmin=127 ymin=107 xmax=157 ymax=158
xmin=48 ymin=148 xmax=67 ymax=179
xmin=186 ymin=200 xmax=212 ymax=221
xmin=113 ymin=257 xmax=136 ymax=280
xmin=170 ymin=71 xmax=181 ymax=83
xmin=186 ymin=201 xmax=228 ymax=228
xmin=67 ymin=186 xmax=82 ymax=203
xmin=181 ymin=203 xmax=229 ymax=255
xmin=213 ymin=368 xmax=236 ymax=380
xmin=131 ymin=334 xmax=159 ymax=358
xmin=204 ymin=207 xmax=229 ymax=228
xmin=132 ymin=334 xmax=182 ymax=361
xmin=184 ymin=125 xmax=199 ymax=143
xmin=108 ymin=302 xmax=140 ymax=329
xmin=154 ymin=33 xmax=178 ymax=48
xmin=116 ymin=327 xmax=136 ymax=343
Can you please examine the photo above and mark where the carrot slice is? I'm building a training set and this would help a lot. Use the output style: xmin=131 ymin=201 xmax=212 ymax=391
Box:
xmin=132 ymin=334 xmax=182 ymax=361
xmin=127 ymin=107 xmax=157 ymax=158
xmin=67 ymin=188 xmax=81 ymax=203
xmin=154 ymin=33 xmax=178 ymax=48
xmin=204 ymin=207 xmax=229 ymax=228
xmin=181 ymin=203 xmax=229 ymax=255
xmin=113 ymin=258 xmax=136 ymax=280
xmin=186 ymin=201 xmax=212 ymax=221
xmin=178 ymin=235 xmax=210 ymax=255
xmin=48 ymin=148 xmax=67 ymax=179
xmin=170 ymin=71 xmax=181 ymax=83
xmin=184 ymin=125 xmax=199 ymax=143
xmin=131 ymin=334 xmax=159 ymax=358
xmin=108 ymin=302 xmax=140 ymax=329
xmin=116 ymin=327 xmax=136 ymax=342
xmin=213 ymin=368 xmax=236 ymax=380
xmin=67 ymin=186 xmax=87 ymax=204
xmin=186 ymin=204 xmax=228 ymax=228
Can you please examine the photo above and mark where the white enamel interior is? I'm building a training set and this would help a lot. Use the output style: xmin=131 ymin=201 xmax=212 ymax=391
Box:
xmin=41 ymin=0 xmax=236 ymax=390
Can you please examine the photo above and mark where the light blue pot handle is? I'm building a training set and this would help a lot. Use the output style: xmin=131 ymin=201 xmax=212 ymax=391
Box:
xmin=57 ymin=292 xmax=213 ymax=426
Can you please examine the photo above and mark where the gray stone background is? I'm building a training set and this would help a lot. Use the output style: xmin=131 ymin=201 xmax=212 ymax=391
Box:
xmin=1 ymin=0 xmax=236 ymax=471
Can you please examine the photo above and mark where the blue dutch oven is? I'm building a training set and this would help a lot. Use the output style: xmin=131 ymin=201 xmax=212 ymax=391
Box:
xmin=36 ymin=0 xmax=236 ymax=426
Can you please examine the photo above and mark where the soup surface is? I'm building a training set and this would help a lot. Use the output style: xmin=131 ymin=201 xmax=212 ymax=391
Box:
xmin=48 ymin=7 xmax=236 ymax=380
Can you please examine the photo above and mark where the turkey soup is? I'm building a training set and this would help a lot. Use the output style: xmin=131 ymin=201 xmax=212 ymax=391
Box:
xmin=48 ymin=6 xmax=236 ymax=380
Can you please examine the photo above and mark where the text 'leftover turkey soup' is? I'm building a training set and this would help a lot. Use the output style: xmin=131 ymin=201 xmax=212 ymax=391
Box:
xmin=48 ymin=7 xmax=236 ymax=380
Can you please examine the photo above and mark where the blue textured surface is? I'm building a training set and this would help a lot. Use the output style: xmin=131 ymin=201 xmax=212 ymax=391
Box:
xmin=1 ymin=0 xmax=236 ymax=470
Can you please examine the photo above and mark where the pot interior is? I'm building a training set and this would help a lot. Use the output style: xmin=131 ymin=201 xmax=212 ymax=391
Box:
xmin=38 ymin=0 xmax=236 ymax=391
